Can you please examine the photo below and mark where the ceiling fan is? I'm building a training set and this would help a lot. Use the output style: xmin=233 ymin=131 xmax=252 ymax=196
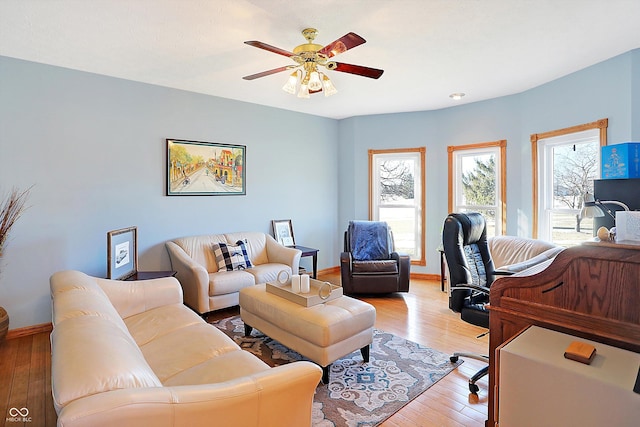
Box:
xmin=243 ymin=28 xmax=384 ymax=98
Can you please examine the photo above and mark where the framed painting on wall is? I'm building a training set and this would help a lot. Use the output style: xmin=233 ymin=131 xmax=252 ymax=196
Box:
xmin=166 ymin=139 xmax=246 ymax=196
xmin=107 ymin=226 xmax=138 ymax=280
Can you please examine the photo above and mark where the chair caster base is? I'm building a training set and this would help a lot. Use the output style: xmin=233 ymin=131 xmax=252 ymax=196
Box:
xmin=450 ymin=355 xmax=459 ymax=363
xmin=468 ymin=382 xmax=480 ymax=394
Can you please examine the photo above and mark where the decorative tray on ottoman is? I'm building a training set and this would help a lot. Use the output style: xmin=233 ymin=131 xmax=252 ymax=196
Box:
xmin=266 ymin=278 xmax=343 ymax=307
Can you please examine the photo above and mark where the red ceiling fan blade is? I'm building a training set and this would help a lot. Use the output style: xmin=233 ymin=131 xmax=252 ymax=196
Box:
xmin=318 ymin=32 xmax=366 ymax=58
xmin=244 ymin=41 xmax=294 ymax=58
xmin=242 ymin=66 xmax=292 ymax=80
xmin=332 ymin=62 xmax=384 ymax=79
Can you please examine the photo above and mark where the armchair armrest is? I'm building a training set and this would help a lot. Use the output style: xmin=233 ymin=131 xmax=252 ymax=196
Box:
xmin=340 ymin=251 xmax=353 ymax=287
xmin=165 ymin=241 xmax=210 ymax=314
xmin=56 ymin=361 xmax=322 ymax=427
xmin=97 ymin=276 xmax=183 ymax=318
xmin=265 ymin=235 xmax=301 ymax=274
xmin=496 ymin=246 xmax=564 ymax=274
xmin=450 ymin=283 xmax=491 ymax=296
xmin=392 ymin=252 xmax=411 ymax=292
xmin=493 ymin=270 xmax=515 ymax=276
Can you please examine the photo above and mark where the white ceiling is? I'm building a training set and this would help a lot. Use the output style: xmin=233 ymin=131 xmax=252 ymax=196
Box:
xmin=2 ymin=0 xmax=640 ymax=119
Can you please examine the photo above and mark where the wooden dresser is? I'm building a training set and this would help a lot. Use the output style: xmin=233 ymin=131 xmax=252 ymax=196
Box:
xmin=487 ymin=242 xmax=640 ymax=426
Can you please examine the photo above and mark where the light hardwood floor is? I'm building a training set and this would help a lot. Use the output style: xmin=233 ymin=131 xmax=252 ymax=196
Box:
xmin=0 ymin=274 xmax=488 ymax=427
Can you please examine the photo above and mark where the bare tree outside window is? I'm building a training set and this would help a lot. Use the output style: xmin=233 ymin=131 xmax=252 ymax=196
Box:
xmin=553 ymin=142 xmax=598 ymax=232
xmin=379 ymin=160 xmax=415 ymax=202
xmin=532 ymin=119 xmax=607 ymax=246
xmin=369 ymin=148 xmax=426 ymax=266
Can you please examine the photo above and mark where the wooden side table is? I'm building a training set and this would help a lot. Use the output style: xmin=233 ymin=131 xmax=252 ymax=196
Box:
xmin=292 ymin=245 xmax=319 ymax=278
xmin=124 ymin=271 xmax=177 ymax=281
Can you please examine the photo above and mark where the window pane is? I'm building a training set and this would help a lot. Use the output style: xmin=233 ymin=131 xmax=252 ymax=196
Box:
xmin=459 ymin=207 xmax=496 ymax=237
xmin=537 ymin=128 xmax=601 ymax=245
xmin=552 ymin=142 xmax=599 ymax=211
xmin=379 ymin=207 xmax=418 ymax=257
xmin=460 ymin=153 xmax=496 ymax=206
xmin=370 ymin=148 xmax=425 ymax=265
xmin=377 ymin=159 xmax=415 ymax=205
xmin=449 ymin=142 xmax=504 ymax=237
xmin=549 ymin=212 xmax=595 ymax=247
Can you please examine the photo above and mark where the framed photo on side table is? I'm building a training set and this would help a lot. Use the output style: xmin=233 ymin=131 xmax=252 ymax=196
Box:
xmin=107 ymin=226 xmax=138 ymax=280
xmin=272 ymin=219 xmax=295 ymax=247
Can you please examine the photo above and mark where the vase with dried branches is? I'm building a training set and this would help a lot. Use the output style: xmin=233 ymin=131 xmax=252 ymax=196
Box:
xmin=0 ymin=187 xmax=31 ymax=343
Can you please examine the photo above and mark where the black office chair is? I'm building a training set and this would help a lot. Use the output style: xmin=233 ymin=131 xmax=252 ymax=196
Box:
xmin=442 ymin=212 xmax=500 ymax=393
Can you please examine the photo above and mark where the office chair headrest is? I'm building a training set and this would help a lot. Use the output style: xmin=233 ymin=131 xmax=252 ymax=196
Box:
xmin=448 ymin=212 xmax=486 ymax=246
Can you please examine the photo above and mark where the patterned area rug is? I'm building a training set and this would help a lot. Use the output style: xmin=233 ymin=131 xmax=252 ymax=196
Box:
xmin=211 ymin=315 xmax=462 ymax=427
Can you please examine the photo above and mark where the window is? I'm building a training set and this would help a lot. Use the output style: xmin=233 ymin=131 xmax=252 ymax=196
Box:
xmin=531 ymin=119 xmax=607 ymax=245
xmin=369 ymin=148 xmax=425 ymax=266
xmin=448 ymin=140 xmax=507 ymax=237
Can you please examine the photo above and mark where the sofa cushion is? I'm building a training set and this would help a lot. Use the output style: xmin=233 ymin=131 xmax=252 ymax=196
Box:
xmin=209 ymin=270 xmax=256 ymax=296
xmin=213 ymin=240 xmax=253 ymax=271
xmin=123 ymin=303 xmax=204 ymax=346
xmin=163 ymin=349 xmax=270 ymax=386
xmin=138 ymin=322 xmax=240 ymax=383
xmin=224 ymin=232 xmax=269 ymax=265
xmin=488 ymin=235 xmax=562 ymax=269
xmin=246 ymin=263 xmax=293 ymax=284
xmin=352 ymin=259 xmax=398 ymax=274
xmin=172 ymin=234 xmax=227 ymax=273
xmin=498 ymin=247 xmax=564 ymax=273
xmin=50 ymin=271 xmax=130 ymax=334
xmin=51 ymin=315 xmax=161 ymax=410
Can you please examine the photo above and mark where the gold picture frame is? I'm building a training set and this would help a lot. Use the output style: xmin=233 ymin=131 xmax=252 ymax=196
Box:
xmin=166 ymin=139 xmax=246 ymax=196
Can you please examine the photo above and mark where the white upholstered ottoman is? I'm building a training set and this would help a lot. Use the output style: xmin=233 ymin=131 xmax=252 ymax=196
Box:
xmin=239 ymin=283 xmax=376 ymax=383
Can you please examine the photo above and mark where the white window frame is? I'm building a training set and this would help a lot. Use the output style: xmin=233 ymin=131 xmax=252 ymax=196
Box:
xmin=448 ymin=140 xmax=507 ymax=237
xmin=531 ymin=119 xmax=608 ymax=240
xmin=369 ymin=148 xmax=426 ymax=266
xmin=536 ymin=130 xmax=601 ymax=242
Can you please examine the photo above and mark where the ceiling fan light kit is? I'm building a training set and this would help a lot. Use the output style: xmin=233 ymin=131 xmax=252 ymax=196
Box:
xmin=244 ymin=28 xmax=383 ymax=98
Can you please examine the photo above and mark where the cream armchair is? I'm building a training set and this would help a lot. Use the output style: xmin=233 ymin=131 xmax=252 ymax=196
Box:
xmin=166 ymin=232 xmax=301 ymax=315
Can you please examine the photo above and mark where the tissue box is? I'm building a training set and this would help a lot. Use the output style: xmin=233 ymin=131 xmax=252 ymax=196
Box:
xmin=615 ymin=211 xmax=640 ymax=242
xmin=601 ymin=143 xmax=640 ymax=179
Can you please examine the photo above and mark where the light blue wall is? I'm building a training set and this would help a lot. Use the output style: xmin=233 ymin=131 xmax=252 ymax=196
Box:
xmin=337 ymin=97 xmax=523 ymax=273
xmin=633 ymin=50 xmax=640 ymax=138
xmin=338 ymin=49 xmax=640 ymax=274
xmin=0 ymin=56 xmax=339 ymax=328
xmin=1 ymin=48 xmax=639 ymax=329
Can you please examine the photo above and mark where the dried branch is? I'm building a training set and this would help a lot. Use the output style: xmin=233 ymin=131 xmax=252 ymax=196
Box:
xmin=0 ymin=186 xmax=32 ymax=256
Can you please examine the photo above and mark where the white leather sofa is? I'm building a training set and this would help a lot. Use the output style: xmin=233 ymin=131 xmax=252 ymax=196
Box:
xmin=166 ymin=232 xmax=301 ymax=315
xmin=50 ymin=270 xmax=322 ymax=427
xmin=488 ymin=235 xmax=564 ymax=273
